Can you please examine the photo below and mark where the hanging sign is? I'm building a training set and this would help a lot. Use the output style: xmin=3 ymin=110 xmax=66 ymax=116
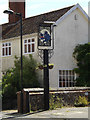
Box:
xmin=38 ymin=24 xmax=52 ymax=49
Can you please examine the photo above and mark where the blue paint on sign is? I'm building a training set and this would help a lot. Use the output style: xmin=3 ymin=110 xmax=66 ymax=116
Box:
xmin=40 ymin=31 xmax=51 ymax=44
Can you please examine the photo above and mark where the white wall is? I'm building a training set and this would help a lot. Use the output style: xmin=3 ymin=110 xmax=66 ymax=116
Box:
xmin=1 ymin=33 xmax=43 ymax=85
xmin=49 ymin=8 xmax=88 ymax=88
xmin=0 ymin=40 xmax=2 ymax=80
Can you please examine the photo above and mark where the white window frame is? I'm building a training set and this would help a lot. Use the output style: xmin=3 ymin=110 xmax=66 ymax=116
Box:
xmin=24 ymin=38 xmax=35 ymax=54
xmin=2 ymin=42 xmax=12 ymax=57
xmin=59 ymin=70 xmax=75 ymax=87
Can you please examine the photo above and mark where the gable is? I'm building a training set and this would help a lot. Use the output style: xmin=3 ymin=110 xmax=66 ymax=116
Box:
xmin=54 ymin=4 xmax=89 ymax=26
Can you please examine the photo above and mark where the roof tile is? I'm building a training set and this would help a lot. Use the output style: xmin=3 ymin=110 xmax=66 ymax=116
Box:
xmin=2 ymin=5 xmax=74 ymax=39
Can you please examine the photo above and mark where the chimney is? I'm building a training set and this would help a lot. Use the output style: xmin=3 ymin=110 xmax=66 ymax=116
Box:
xmin=9 ymin=0 xmax=25 ymax=23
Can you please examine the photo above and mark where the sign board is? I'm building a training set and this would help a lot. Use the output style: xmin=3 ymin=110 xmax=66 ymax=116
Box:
xmin=38 ymin=24 xmax=53 ymax=50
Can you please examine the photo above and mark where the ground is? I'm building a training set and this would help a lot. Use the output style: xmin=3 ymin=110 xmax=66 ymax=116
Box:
xmin=1 ymin=107 xmax=89 ymax=120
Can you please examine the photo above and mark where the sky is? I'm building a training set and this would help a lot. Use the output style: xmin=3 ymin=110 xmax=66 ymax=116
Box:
xmin=0 ymin=0 xmax=89 ymax=25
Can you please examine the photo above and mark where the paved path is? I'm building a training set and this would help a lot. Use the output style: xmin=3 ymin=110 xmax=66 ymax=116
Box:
xmin=1 ymin=107 xmax=89 ymax=120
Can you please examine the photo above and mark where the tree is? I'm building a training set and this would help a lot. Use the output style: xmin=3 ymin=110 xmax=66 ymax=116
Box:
xmin=73 ymin=43 xmax=90 ymax=87
xmin=2 ymin=55 xmax=40 ymax=100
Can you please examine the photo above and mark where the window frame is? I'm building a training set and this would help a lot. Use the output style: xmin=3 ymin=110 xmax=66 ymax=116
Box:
xmin=58 ymin=69 xmax=75 ymax=88
xmin=2 ymin=42 xmax=12 ymax=57
xmin=24 ymin=38 xmax=35 ymax=54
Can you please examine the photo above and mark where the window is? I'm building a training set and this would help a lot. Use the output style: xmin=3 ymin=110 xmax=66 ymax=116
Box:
xmin=59 ymin=70 xmax=75 ymax=87
xmin=24 ymin=38 xmax=35 ymax=54
xmin=2 ymin=42 xmax=11 ymax=56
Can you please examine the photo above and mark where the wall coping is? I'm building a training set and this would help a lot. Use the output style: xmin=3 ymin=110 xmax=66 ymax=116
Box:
xmin=23 ymin=87 xmax=90 ymax=93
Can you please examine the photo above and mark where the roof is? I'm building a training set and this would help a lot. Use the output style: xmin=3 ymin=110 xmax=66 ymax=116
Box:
xmin=2 ymin=5 xmax=74 ymax=40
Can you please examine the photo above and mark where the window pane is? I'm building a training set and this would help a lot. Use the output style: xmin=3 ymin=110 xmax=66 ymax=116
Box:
xmin=69 ymin=70 xmax=71 ymax=75
xmin=2 ymin=48 xmax=4 ymax=56
xmin=71 ymin=82 xmax=73 ymax=87
xmin=59 ymin=82 xmax=62 ymax=87
xmin=9 ymin=47 xmax=11 ymax=55
xmin=59 ymin=76 xmax=62 ymax=81
xmin=2 ymin=44 xmax=4 ymax=47
xmin=66 ymin=76 xmax=68 ymax=81
xmin=6 ymin=43 xmax=8 ymax=46
xmin=28 ymin=39 xmax=30 ymax=43
xmin=61 ymin=76 xmax=63 ymax=81
xmin=32 ymin=44 xmax=34 ymax=52
xmin=66 ymin=70 xmax=68 ymax=75
xmin=70 ymin=82 xmax=72 ymax=87
xmin=32 ymin=39 xmax=34 ymax=42
xmin=28 ymin=44 xmax=31 ymax=52
xmin=24 ymin=40 xmax=27 ymax=43
xmin=66 ymin=82 xmax=68 ymax=87
xmin=6 ymin=48 xmax=8 ymax=55
xmin=59 ymin=70 xmax=61 ymax=75
xmin=63 ymin=81 xmax=65 ymax=87
xmin=61 ymin=70 xmax=63 ymax=75
xmin=24 ymin=45 xmax=27 ymax=53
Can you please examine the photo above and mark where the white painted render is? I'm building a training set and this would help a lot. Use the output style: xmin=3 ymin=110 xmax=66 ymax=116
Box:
xmin=49 ymin=8 xmax=88 ymax=88
xmin=1 ymin=33 xmax=40 ymax=72
xmin=1 ymin=33 xmax=43 ymax=85
xmin=0 ymin=40 xmax=2 ymax=80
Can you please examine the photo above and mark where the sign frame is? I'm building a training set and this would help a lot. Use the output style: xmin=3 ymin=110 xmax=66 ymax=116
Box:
xmin=38 ymin=23 xmax=53 ymax=50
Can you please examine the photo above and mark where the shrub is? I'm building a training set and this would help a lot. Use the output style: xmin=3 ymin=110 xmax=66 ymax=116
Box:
xmin=3 ymin=84 xmax=17 ymax=99
xmin=2 ymin=55 xmax=40 ymax=103
xmin=74 ymin=96 xmax=88 ymax=107
xmin=49 ymin=94 xmax=63 ymax=110
xmin=73 ymin=43 xmax=90 ymax=86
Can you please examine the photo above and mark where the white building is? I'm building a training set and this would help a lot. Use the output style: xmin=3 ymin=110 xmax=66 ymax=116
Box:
xmin=0 ymin=2 xmax=89 ymax=88
xmin=50 ymin=4 xmax=88 ymax=88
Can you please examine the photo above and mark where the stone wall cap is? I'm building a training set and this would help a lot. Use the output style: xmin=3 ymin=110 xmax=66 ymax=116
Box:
xmin=23 ymin=87 xmax=90 ymax=93
xmin=23 ymin=88 xmax=44 ymax=92
xmin=50 ymin=87 xmax=90 ymax=91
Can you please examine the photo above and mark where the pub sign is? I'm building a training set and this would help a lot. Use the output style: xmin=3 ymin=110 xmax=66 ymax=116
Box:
xmin=38 ymin=24 xmax=52 ymax=49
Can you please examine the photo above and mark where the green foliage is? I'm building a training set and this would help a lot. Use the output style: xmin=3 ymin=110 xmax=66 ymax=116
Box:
xmin=49 ymin=95 xmax=55 ymax=110
xmin=73 ymin=43 xmax=90 ymax=86
xmin=49 ymin=94 xmax=63 ymax=110
xmin=74 ymin=96 xmax=88 ymax=107
xmin=0 ymin=80 xmax=2 ymax=99
xmin=13 ymin=54 xmax=40 ymax=89
xmin=2 ymin=55 xmax=40 ymax=100
xmin=3 ymin=84 xmax=17 ymax=98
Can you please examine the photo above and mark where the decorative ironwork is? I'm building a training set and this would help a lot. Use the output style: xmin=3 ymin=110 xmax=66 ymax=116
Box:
xmin=38 ymin=49 xmax=54 ymax=62
xmin=48 ymin=49 xmax=54 ymax=59
xmin=38 ymin=49 xmax=44 ymax=61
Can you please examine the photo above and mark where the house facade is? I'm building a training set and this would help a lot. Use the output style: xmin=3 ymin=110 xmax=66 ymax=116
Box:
xmin=49 ymin=5 xmax=88 ymax=88
xmin=0 ymin=2 xmax=89 ymax=88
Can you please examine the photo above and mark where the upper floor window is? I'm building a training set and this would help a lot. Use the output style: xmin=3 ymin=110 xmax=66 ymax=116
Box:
xmin=2 ymin=42 xmax=11 ymax=57
xmin=59 ymin=70 xmax=75 ymax=87
xmin=24 ymin=38 xmax=35 ymax=54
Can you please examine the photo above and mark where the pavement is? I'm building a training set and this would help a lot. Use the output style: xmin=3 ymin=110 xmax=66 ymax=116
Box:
xmin=0 ymin=107 xmax=89 ymax=120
